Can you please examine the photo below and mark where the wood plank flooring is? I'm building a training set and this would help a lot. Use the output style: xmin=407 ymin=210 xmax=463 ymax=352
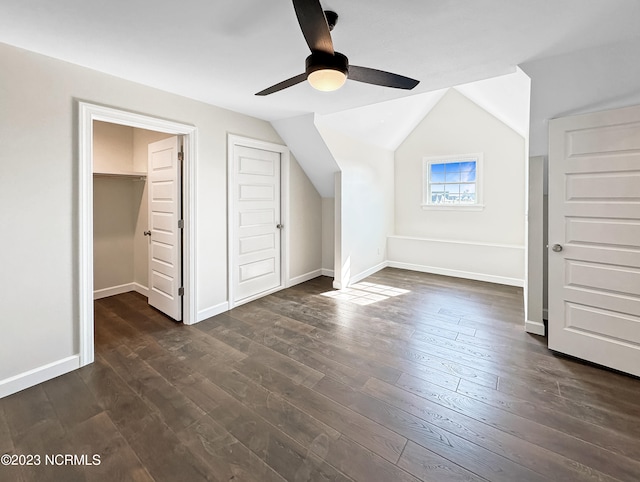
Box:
xmin=2 ymin=268 xmax=640 ymax=481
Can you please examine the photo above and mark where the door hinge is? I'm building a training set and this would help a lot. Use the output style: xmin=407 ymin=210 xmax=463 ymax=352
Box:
xmin=178 ymin=219 xmax=184 ymax=229
xmin=178 ymin=287 xmax=184 ymax=296
xmin=178 ymin=150 xmax=184 ymax=162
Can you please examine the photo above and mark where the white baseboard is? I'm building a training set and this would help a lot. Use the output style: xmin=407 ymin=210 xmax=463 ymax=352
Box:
xmin=0 ymin=355 xmax=80 ymax=399
xmin=94 ymin=282 xmax=148 ymax=300
xmin=196 ymin=301 xmax=230 ymax=323
xmin=348 ymin=261 xmax=389 ymax=286
xmin=133 ymin=282 xmax=149 ymax=297
xmin=289 ymin=269 xmax=322 ymax=287
xmin=387 ymin=261 xmax=524 ymax=287
xmin=94 ymin=283 xmax=135 ymax=300
xmin=526 ymin=319 xmax=546 ymax=336
xmin=321 ymin=269 xmax=334 ymax=277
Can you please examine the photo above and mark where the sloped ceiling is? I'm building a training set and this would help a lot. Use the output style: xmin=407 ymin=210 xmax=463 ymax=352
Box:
xmin=272 ymin=114 xmax=339 ymax=197
xmin=316 ymin=68 xmax=531 ymax=151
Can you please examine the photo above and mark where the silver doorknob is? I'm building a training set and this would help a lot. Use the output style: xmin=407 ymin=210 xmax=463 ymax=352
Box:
xmin=552 ymin=244 xmax=563 ymax=252
xmin=143 ymin=230 xmax=151 ymax=236
xmin=276 ymin=224 xmax=283 ymax=229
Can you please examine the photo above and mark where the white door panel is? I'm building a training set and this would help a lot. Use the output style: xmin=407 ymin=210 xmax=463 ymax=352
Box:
xmin=232 ymin=145 xmax=282 ymax=303
xmin=148 ymin=136 xmax=182 ymax=321
xmin=549 ymin=105 xmax=640 ymax=377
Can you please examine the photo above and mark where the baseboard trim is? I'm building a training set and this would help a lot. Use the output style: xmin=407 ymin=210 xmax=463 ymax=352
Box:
xmin=0 ymin=355 xmax=80 ymax=399
xmin=94 ymin=282 xmax=149 ymax=300
xmin=526 ymin=319 xmax=546 ymax=336
xmin=289 ymin=269 xmax=322 ymax=287
xmin=133 ymin=282 xmax=149 ymax=297
xmin=349 ymin=261 xmax=389 ymax=286
xmin=196 ymin=301 xmax=230 ymax=324
xmin=387 ymin=261 xmax=524 ymax=287
xmin=321 ymin=269 xmax=334 ymax=277
xmin=94 ymin=283 xmax=135 ymax=300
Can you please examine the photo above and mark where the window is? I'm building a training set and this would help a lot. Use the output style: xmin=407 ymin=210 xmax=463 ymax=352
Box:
xmin=422 ymin=153 xmax=483 ymax=210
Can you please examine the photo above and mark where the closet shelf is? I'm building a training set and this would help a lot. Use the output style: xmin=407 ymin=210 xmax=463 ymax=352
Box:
xmin=93 ymin=171 xmax=146 ymax=180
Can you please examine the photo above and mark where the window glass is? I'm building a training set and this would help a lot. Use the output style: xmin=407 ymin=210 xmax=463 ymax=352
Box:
xmin=425 ymin=157 xmax=479 ymax=206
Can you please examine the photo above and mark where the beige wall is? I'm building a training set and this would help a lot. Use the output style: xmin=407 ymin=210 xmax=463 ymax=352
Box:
xmin=0 ymin=41 xmax=320 ymax=384
xmin=92 ymin=124 xmax=172 ymax=294
xmin=392 ymin=89 xmax=526 ymax=284
xmin=93 ymin=177 xmax=137 ymax=290
xmin=289 ymin=157 xmax=323 ymax=281
xmin=93 ymin=121 xmax=134 ymax=172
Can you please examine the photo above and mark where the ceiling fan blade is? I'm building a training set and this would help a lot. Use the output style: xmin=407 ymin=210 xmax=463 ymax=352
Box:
xmin=255 ymin=73 xmax=308 ymax=96
xmin=349 ymin=66 xmax=420 ymax=90
xmin=292 ymin=0 xmax=334 ymax=54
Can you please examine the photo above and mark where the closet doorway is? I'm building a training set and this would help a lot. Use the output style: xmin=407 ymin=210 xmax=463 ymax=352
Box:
xmin=79 ymin=102 xmax=198 ymax=368
xmin=93 ymin=124 xmax=183 ymax=320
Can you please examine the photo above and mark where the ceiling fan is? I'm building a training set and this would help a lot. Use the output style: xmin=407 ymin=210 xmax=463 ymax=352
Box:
xmin=255 ymin=0 xmax=420 ymax=96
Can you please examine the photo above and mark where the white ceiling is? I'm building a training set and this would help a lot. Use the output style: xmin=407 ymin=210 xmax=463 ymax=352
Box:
xmin=315 ymin=67 xmax=532 ymax=150
xmin=1 ymin=0 xmax=639 ymax=123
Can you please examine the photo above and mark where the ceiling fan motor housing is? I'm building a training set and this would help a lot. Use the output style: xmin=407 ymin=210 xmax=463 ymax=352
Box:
xmin=305 ymin=51 xmax=349 ymax=78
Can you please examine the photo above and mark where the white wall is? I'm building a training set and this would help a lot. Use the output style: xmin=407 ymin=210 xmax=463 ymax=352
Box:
xmin=392 ymin=89 xmax=526 ymax=286
xmin=321 ymin=198 xmax=335 ymax=275
xmin=0 ymin=41 xmax=320 ymax=391
xmin=316 ymin=124 xmax=394 ymax=287
xmin=522 ymin=37 xmax=640 ymax=158
xmin=527 ymin=156 xmax=545 ymax=334
xmin=521 ymin=36 xmax=640 ymax=316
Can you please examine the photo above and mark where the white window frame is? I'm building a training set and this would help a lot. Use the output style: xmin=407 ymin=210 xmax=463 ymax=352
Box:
xmin=422 ymin=153 xmax=484 ymax=211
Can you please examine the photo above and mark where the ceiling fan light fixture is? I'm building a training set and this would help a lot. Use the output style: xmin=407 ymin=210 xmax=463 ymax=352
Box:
xmin=308 ymin=69 xmax=347 ymax=91
xmin=306 ymin=51 xmax=348 ymax=92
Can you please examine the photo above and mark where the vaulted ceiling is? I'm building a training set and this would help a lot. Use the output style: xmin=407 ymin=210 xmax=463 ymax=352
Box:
xmin=1 ymin=0 xmax=639 ymax=122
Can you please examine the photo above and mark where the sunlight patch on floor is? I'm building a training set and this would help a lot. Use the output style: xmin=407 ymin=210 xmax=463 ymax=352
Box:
xmin=321 ymin=282 xmax=410 ymax=306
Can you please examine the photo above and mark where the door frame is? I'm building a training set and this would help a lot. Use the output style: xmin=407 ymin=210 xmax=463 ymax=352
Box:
xmin=78 ymin=102 xmax=198 ymax=367
xmin=227 ymin=134 xmax=290 ymax=309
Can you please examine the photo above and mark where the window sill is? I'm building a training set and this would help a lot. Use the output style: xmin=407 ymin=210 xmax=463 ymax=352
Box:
xmin=421 ymin=204 xmax=485 ymax=211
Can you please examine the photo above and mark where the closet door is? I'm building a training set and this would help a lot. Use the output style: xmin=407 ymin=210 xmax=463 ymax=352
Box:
xmin=147 ymin=136 xmax=182 ymax=321
xmin=231 ymin=145 xmax=282 ymax=305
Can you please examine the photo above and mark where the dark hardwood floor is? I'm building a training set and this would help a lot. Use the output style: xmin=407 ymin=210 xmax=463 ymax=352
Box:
xmin=2 ymin=268 xmax=640 ymax=481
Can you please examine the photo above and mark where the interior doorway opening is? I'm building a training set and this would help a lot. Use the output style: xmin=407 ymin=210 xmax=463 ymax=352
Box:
xmin=79 ymin=102 xmax=198 ymax=367
xmin=92 ymin=122 xmax=179 ymax=310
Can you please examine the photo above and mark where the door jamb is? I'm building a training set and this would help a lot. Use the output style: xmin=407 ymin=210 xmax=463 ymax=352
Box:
xmin=78 ymin=102 xmax=198 ymax=367
xmin=227 ymin=134 xmax=290 ymax=309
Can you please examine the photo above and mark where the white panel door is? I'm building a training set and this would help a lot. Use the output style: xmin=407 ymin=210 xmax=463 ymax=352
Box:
xmin=549 ymin=105 xmax=640 ymax=377
xmin=148 ymin=136 xmax=182 ymax=321
xmin=232 ymin=145 xmax=282 ymax=303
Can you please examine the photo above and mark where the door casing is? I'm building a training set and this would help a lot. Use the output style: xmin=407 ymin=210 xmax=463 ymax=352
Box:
xmin=227 ymin=134 xmax=290 ymax=308
xmin=78 ymin=102 xmax=198 ymax=367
